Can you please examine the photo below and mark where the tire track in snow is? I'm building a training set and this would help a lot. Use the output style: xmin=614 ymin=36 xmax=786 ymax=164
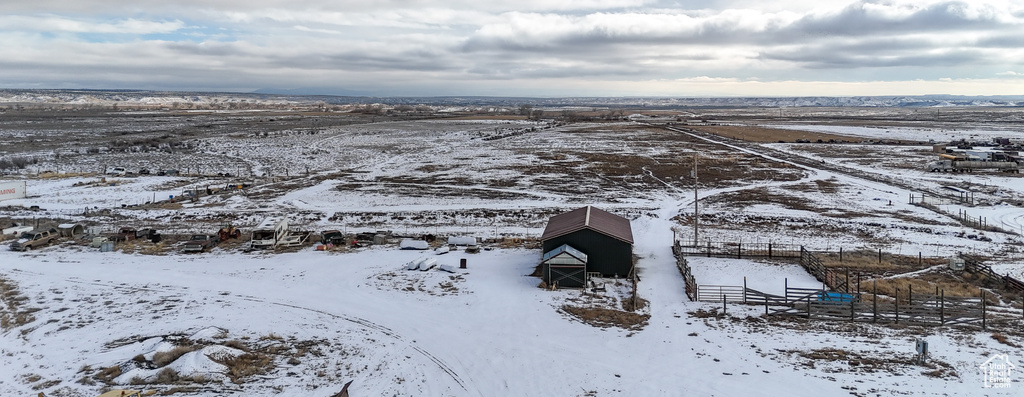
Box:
xmin=12 ymin=272 xmax=470 ymax=393
xmin=235 ymin=296 xmax=470 ymax=393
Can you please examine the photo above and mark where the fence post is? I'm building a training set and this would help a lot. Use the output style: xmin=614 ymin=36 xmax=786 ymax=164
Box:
xmin=895 ymin=287 xmax=900 ymax=324
xmin=737 ymin=243 xmax=742 ymax=259
xmin=872 ymin=280 xmax=878 ymax=323
xmin=878 ymin=248 xmax=882 ymax=264
xmin=768 ymin=243 xmax=773 ymax=258
xmin=743 ymin=277 xmax=747 ymax=303
xmin=839 ymin=247 xmax=843 ymax=262
xmin=845 ymin=268 xmax=850 ymax=294
xmin=785 ymin=278 xmax=788 ymax=302
xmin=806 ymin=299 xmax=811 ymax=318
xmin=765 ymin=295 xmax=769 ymax=315
xmin=982 ymin=290 xmax=986 ymax=330
xmin=940 ymin=289 xmax=945 ymax=325
xmin=706 ymin=240 xmax=711 ymax=258
xmin=850 ymin=297 xmax=855 ymax=321
xmin=722 ymin=294 xmax=727 ymax=315
xmin=908 ymin=284 xmax=912 ymax=306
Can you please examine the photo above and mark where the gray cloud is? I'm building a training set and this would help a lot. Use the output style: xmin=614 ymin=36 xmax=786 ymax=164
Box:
xmin=0 ymin=0 xmax=1022 ymax=95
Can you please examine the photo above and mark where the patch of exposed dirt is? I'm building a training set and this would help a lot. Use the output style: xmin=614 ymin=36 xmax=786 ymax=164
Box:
xmin=561 ymin=305 xmax=650 ymax=331
xmin=684 ymin=124 xmax=867 ymax=143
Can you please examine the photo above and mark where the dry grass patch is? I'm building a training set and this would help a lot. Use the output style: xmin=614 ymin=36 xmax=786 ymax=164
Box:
xmin=991 ymin=333 xmax=1021 ymax=347
xmin=94 ymin=366 xmax=122 ymax=384
xmin=790 ymin=347 xmax=958 ymax=378
xmin=859 ymin=277 xmax=982 ymax=301
xmin=818 ymin=251 xmax=942 ymax=274
xmin=685 ymin=124 xmax=859 ymax=143
xmin=0 ymin=275 xmax=36 ymax=330
xmin=152 ymin=346 xmax=199 ymax=368
xmin=560 ymin=305 xmax=650 ymax=330
xmin=215 ymin=352 xmax=274 ymax=384
xmin=116 ymin=239 xmax=170 ymax=255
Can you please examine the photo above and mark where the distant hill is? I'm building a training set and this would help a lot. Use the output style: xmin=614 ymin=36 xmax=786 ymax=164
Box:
xmin=0 ymin=89 xmax=1021 ymax=108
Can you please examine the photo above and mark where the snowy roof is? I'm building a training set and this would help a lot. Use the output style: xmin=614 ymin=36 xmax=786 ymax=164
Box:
xmin=542 ymin=244 xmax=588 ymax=263
xmin=540 ymin=206 xmax=633 ymax=244
xmin=255 ymin=217 xmax=284 ymax=230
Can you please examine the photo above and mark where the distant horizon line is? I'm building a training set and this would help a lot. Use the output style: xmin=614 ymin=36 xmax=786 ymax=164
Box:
xmin=2 ymin=87 xmax=1024 ymax=100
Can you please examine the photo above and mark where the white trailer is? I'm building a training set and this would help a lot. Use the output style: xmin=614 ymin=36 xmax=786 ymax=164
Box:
xmin=248 ymin=217 xmax=310 ymax=249
xmin=927 ymin=160 xmax=1021 ymax=173
xmin=0 ymin=181 xmax=27 ymax=202
xmin=249 ymin=217 xmax=289 ymax=249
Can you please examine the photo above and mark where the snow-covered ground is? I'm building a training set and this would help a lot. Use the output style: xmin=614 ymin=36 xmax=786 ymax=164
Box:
xmin=3 ymin=118 xmax=1024 ymax=396
xmin=1 ymin=217 xmax=1020 ymax=396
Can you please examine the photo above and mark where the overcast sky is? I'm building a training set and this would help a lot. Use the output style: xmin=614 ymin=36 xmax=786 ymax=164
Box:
xmin=1 ymin=0 xmax=1022 ymax=97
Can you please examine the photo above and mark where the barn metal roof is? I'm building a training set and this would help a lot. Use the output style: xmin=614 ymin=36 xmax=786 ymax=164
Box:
xmin=540 ymin=206 xmax=634 ymax=244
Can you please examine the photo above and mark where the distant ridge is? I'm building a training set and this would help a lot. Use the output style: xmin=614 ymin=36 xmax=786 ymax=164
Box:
xmin=0 ymin=89 xmax=1022 ymax=108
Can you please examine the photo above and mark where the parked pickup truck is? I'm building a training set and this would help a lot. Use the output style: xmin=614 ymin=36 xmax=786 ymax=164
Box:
xmin=183 ymin=234 xmax=218 ymax=253
xmin=321 ymin=230 xmax=345 ymax=245
xmin=10 ymin=228 xmax=59 ymax=251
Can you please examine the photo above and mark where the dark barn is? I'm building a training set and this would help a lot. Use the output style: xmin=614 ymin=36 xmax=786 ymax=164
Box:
xmin=540 ymin=206 xmax=634 ymax=279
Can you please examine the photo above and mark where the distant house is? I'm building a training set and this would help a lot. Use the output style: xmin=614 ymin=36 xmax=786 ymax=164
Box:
xmin=540 ymin=206 xmax=634 ymax=282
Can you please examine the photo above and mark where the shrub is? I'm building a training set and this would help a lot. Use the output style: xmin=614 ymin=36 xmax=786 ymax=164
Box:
xmin=154 ymin=368 xmax=180 ymax=384
xmin=153 ymin=346 xmax=197 ymax=368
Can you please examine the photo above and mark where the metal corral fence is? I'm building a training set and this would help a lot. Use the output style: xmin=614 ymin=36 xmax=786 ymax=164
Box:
xmin=696 ymin=282 xmax=990 ymax=329
xmin=674 ymin=240 xmax=803 ymax=259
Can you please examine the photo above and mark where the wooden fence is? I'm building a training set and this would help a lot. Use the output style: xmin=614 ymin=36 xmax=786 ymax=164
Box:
xmin=672 ymin=243 xmax=697 ymax=301
xmin=962 ymin=255 xmax=1024 ymax=294
xmin=799 ymin=247 xmax=853 ymax=294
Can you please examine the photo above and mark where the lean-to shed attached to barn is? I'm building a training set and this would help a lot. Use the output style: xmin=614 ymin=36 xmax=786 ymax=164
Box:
xmin=541 ymin=244 xmax=588 ymax=288
xmin=540 ymin=206 xmax=634 ymax=278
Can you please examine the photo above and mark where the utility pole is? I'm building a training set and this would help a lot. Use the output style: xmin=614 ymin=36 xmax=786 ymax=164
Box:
xmin=693 ymin=154 xmax=699 ymax=246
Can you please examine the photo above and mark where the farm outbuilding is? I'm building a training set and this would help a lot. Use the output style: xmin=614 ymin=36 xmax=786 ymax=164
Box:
xmin=541 ymin=244 xmax=588 ymax=288
xmin=540 ymin=206 xmax=634 ymax=279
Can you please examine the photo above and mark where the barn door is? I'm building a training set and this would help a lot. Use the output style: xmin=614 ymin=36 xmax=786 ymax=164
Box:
xmin=549 ymin=265 xmax=586 ymax=288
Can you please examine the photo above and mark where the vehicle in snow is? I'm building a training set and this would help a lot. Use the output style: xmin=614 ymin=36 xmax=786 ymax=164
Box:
xmin=114 ymin=227 xmax=138 ymax=242
xmin=114 ymin=227 xmax=161 ymax=243
xmin=218 ymin=223 xmax=243 ymax=241
xmin=927 ymin=153 xmax=1022 ymax=173
xmin=108 ymin=167 xmax=127 ymax=176
xmin=250 ymin=217 xmax=289 ymax=249
xmin=183 ymin=234 xmax=219 ymax=253
xmin=2 ymin=223 xmax=33 ymax=237
xmin=321 ymin=230 xmax=345 ymax=245
xmin=248 ymin=217 xmax=310 ymax=250
xmin=10 ymin=228 xmax=59 ymax=251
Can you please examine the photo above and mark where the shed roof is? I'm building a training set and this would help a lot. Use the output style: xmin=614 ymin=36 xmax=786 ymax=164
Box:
xmin=542 ymin=244 xmax=588 ymax=263
xmin=540 ymin=206 xmax=633 ymax=244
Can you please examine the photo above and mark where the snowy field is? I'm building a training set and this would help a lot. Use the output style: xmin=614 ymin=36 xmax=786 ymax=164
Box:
xmin=2 ymin=230 xmax=1020 ymax=396
xmin=2 ymin=110 xmax=1024 ymax=396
